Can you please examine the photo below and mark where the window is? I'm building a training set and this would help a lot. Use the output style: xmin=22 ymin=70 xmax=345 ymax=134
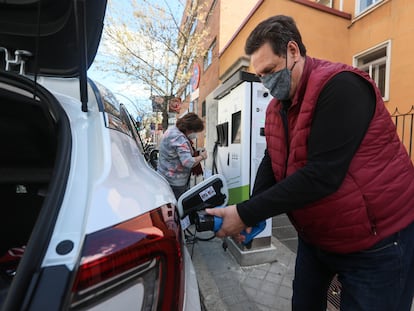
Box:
xmin=356 ymin=0 xmax=382 ymax=15
xmin=204 ymin=39 xmax=216 ymax=70
xmin=124 ymin=110 xmax=145 ymax=155
xmin=189 ymin=99 xmax=198 ymax=113
xmin=186 ymin=83 xmax=191 ymax=98
xmin=202 ymin=100 xmax=206 ymax=117
xmin=190 ymin=20 xmax=197 ymax=35
xmin=353 ymin=40 xmax=391 ymax=100
xmin=205 ymin=0 xmax=218 ymax=23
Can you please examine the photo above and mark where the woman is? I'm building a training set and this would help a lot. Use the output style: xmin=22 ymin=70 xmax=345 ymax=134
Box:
xmin=157 ymin=112 xmax=208 ymax=199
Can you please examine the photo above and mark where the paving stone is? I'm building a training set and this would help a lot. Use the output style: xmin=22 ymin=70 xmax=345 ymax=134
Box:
xmin=191 ymin=234 xmax=296 ymax=311
xmin=191 ymin=221 xmax=414 ymax=311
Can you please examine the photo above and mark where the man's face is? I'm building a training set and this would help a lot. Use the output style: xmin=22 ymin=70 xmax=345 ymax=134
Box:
xmin=251 ymin=42 xmax=286 ymax=79
xmin=250 ymin=42 xmax=301 ymax=100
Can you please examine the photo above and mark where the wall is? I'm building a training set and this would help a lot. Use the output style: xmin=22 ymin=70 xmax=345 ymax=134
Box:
xmin=218 ymin=0 xmax=414 ymax=116
xmin=219 ymin=0 xmax=259 ymax=52
xmin=213 ymin=0 xmax=414 ymax=161
xmin=218 ymin=0 xmax=351 ymax=79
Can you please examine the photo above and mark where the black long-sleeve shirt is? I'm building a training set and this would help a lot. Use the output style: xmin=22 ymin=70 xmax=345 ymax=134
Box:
xmin=237 ymin=71 xmax=376 ymax=226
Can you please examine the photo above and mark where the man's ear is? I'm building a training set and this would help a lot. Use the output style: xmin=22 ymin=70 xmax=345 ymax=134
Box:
xmin=287 ymin=41 xmax=300 ymax=60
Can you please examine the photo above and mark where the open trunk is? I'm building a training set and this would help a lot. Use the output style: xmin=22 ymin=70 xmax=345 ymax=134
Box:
xmin=0 ymin=0 xmax=108 ymax=309
xmin=0 ymin=71 xmax=71 ymax=309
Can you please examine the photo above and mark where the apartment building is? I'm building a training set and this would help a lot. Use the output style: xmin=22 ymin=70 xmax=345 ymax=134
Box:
xmin=178 ymin=0 xmax=218 ymax=150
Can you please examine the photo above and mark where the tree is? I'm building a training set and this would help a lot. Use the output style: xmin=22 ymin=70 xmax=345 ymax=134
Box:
xmin=96 ymin=0 xmax=210 ymax=129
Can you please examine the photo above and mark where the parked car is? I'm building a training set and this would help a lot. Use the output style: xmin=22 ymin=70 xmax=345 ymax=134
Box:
xmin=0 ymin=1 xmax=201 ymax=310
xmin=131 ymin=118 xmax=160 ymax=170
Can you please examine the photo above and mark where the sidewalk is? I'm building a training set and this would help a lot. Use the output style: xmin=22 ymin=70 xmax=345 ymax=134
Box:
xmin=190 ymin=230 xmax=414 ymax=311
xmin=190 ymin=232 xmax=296 ymax=311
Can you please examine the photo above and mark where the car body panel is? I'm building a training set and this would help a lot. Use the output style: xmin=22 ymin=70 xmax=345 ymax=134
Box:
xmin=86 ymin=129 xmax=177 ymax=234
xmin=0 ymin=0 xmax=201 ymax=308
xmin=183 ymin=247 xmax=202 ymax=311
xmin=38 ymin=77 xmax=176 ymax=252
xmin=14 ymin=77 xmax=201 ymax=311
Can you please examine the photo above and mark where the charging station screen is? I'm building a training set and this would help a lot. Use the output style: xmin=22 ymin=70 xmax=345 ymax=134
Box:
xmin=231 ymin=111 xmax=241 ymax=144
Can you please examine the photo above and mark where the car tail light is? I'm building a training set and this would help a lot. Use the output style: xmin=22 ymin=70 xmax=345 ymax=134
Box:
xmin=70 ymin=204 xmax=184 ymax=311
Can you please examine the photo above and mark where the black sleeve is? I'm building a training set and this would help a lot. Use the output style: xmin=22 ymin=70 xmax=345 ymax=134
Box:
xmin=251 ymin=149 xmax=276 ymax=197
xmin=237 ymin=72 xmax=376 ymax=226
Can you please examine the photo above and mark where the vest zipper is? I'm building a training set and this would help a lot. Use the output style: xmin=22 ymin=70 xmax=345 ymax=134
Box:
xmin=280 ymin=107 xmax=289 ymax=178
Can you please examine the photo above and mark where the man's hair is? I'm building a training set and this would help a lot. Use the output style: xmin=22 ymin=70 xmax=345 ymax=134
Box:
xmin=176 ymin=112 xmax=204 ymax=133
xmin=245 ymin=15 xmax=307 ymax=57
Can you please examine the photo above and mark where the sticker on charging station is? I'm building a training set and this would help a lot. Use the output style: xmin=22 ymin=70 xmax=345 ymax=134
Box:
xmin=199 ymin=186 xmax=216 ymax=201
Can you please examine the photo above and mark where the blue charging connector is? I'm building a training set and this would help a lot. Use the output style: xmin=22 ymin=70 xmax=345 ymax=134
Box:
xmin=213 ymin=217 xmax=266 ymax=245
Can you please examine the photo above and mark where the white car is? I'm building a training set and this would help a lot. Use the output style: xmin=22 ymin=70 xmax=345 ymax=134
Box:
xmin=0 ymin=1 xmax=201 ymax=310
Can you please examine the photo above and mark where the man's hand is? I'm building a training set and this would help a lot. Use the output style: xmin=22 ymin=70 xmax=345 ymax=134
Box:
xmin=205 ymin=205 xmax=247 ymax=240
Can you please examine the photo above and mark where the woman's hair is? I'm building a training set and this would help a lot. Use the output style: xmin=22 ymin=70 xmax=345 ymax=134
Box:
xmin=245 ymin=15 xmax=307 ymax=57
xmin=176 ymin=112 xmax=204 ymax=133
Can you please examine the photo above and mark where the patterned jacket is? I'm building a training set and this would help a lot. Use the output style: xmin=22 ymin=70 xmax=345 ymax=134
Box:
xmin=157 ymin=126 xmax=195 ymax=186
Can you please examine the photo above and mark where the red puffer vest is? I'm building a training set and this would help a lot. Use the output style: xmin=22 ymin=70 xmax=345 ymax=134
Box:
xmin=266 ymin=56 xmax=414 ymax=253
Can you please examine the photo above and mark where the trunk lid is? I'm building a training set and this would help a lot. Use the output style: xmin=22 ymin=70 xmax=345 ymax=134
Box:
xmin=0 ymin=0 xmax=107 ymax=77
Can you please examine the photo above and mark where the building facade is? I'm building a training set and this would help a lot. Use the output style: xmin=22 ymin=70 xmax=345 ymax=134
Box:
xmin=182 ymin=1 xmax=414 ymax=308
xmin=181 ymin=0 xmax=414 ymax=163
xmin=216 ymin=0 xmax=414 ymax=160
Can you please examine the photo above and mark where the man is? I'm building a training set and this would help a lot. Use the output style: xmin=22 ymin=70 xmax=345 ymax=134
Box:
xmin=206 ymin=15 xmax=414 ymax=311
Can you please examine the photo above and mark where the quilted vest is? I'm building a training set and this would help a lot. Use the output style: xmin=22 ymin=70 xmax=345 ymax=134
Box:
xmin=265 ymin=56 xmax=414 ymax=253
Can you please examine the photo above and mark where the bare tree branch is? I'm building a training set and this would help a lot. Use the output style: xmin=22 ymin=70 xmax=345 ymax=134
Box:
xmin=97 ymin=0 xmax=210 ymax=100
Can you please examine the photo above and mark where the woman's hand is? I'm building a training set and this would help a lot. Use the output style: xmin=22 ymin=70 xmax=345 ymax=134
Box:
xmin=199 ymin=149 xmax=208 ymax=160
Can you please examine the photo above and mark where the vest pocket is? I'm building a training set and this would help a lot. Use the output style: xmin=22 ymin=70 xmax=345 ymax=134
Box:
xmin=363 ymin=196 xmax=377 ymax=235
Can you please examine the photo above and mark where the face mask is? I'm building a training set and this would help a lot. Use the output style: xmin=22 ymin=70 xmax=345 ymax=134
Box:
xmin=260 ymin=57 xmax=297 ymax=101
xmin=187 ymin=133 xmax=198 ymax=140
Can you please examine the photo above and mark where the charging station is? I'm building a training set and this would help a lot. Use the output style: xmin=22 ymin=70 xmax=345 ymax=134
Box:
xmin=212 ymin=71 xmax=277 ymax=265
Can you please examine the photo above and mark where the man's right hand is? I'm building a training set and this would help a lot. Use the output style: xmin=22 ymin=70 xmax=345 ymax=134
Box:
xmin=205 ymin=205 xmax=246 ymax=239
